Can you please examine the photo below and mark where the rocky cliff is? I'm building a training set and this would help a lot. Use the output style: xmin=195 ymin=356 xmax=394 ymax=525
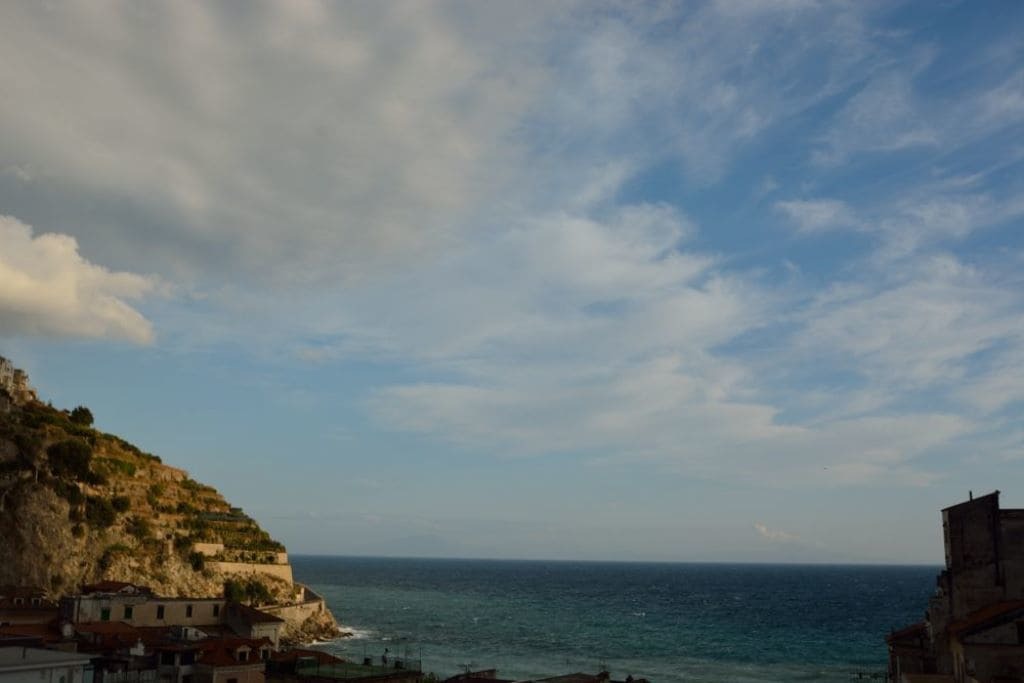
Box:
xmin=0 ymin=357 xmax=340 ymax=643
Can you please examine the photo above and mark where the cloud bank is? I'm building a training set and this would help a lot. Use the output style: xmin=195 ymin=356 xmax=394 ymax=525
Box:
xmin=1 ymin=1 xmax=1023 ymax=493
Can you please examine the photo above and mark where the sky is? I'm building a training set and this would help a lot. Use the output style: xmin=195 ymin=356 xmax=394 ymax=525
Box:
xmin=1 ymin=1 xmax=1023 ymax=564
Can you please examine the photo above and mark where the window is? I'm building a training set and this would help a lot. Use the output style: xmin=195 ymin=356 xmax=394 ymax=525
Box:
xmin=185 ymin=604 xmax=193 ymax=618
xmin=124 ymin=606 xmax=133 ymax=620
xmin=160 ymin=652 xmax=176 ymax=666
xmin=212 ymin=604 xmax=220 ymax=618
xmin=100 ymin=608 xmax=110 ymax=622
xmin=31 ymin=598 xmax=41 ymax=606
xmin=156 ymin=605 xmax=165 ymax=619
xmin=13 ymin=598 xmax=23 ymax=606
xmin=227 ymin=678 xmax=238 ymax=683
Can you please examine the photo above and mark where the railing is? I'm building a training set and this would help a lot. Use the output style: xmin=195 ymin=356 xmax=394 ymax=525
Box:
xmin=97 ymin=670 xmax=158 ymax=683
xmin=293 ymin=659 xmax=423 ymax=679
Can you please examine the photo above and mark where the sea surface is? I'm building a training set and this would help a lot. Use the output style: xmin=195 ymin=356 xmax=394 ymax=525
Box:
xmin=292 ymin=556 xmax=937 ymax=683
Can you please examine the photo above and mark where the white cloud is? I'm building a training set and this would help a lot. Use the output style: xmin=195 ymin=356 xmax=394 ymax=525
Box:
xmin=0 ymin=2 xmax=558 ymax=283
xmin=754 ymin=523 xmax=800 ymax=543
xmin=0 ymin=216 xmax=156 ymax=344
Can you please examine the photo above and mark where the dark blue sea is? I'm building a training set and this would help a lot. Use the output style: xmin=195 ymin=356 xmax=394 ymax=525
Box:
xmin=292 ymin=557 xmax=937 ymax=683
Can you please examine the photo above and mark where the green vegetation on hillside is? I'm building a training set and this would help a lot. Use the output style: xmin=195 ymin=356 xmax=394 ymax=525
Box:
xmin=0 ymin=395 xmax=287 ymax=590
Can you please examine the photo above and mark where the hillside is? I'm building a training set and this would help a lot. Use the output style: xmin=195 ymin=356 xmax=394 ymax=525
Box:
xmin=0 ymin=357 xmax=340 ymax=642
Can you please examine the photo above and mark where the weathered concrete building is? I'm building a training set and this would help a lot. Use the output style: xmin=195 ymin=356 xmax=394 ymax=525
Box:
xmin=888 ymin=491 xmax=1024 ymax=683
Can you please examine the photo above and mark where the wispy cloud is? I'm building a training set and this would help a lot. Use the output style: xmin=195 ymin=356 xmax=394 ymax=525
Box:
xmin=2 ymin=1 xmax=1023 ymax=504
xmin=775 ymin=199 xmax=860 ymax=234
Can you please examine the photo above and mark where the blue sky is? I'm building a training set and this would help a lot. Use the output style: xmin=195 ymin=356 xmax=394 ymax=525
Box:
xmin=1 ymin=1 xmax=1023 ymax=564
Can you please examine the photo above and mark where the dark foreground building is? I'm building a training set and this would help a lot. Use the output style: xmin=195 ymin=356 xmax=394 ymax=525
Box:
xmin=887 ymin=491 xmax=1024 ymax=683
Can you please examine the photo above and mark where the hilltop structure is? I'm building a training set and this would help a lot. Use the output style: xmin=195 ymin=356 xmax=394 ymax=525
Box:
xmin=0 ymin=355 xmax=36 ymax=410
xmin=887 ymin=490 xmax=1024 ymax=683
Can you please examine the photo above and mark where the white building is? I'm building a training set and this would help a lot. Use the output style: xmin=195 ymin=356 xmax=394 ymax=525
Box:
xmin=0 ymin=647 xmax=94 ymax=683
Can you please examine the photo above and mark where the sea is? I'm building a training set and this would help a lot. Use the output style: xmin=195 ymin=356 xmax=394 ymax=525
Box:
xmin=291 ymin=556 xmax=938 ymax=683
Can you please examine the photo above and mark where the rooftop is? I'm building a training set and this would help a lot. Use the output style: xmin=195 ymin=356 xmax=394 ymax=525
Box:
xmin=0 ymin=646 xmax=94 ymax=668
xmin=948 ymin=600 xmax=1024 ymax=637
xmin=227 ymin=602 xmax=285 ymax=625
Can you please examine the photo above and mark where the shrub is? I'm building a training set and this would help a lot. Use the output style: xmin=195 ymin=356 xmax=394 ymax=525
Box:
xmin=146 ymin=483 xmax=165 ymax=507
xmin=71 ymin=523 xmax=85 ymax=538
xmin=46 ymin=440 xmax=92 ymax=480
xmin=111 ymin=495 xmax=131 ymax=513
xmin=98 ymin=458 xmax=136 ymax=477
xmin=173 ymin=535 xmax=194 ymax=553
xmin=85 ymin=496 xmax=117 ymax=528
xmin=126 ymin=516 xmax=151 ymax=540
xmin=223 ymin=578 xmax=245 ymax=603
xmin=13 ymin=432 xmax=43 ymax=461
xmin=82 ymin=470 xmax=108 ymax=486
xmin=222 ymin=578 xmax=272 ymax=605
xmin=98 ymin=544 xmax=131 ymax=571
xmin=70 ymin=406 xmax=94 ymax=426
xmin=52 ymin=480 xmax=84 ymax=505
xmin=188 ymin=552 xmax=206 ymax=571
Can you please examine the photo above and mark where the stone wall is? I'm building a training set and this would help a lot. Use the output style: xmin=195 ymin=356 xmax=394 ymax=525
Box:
xmin=193 ymin=542 xmax=225 ymax=557
xmin=259 ymin=585 xmax=337 ymax=643
xmin=207 ymin=561 xmax=294 ymax=584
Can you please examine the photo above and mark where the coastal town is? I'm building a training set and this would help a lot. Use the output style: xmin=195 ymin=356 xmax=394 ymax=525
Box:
xmin=0 ymin=581 xmax=638 ymax=683
xmin=1 ymin=358 xmax=642 ymax=683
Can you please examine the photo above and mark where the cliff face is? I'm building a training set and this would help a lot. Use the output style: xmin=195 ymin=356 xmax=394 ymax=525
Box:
xmin=0 ymin=397 xmax=290 ymax=597
xmin=0 ymin=360 xmax=337 ymax=647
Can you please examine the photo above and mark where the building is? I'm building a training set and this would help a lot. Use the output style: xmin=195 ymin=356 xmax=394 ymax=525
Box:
xmin=61 ymin=583 xmax=284 ymax=653
xmin=0 ymin=646 xmax=94 ymax=683
xmin=0 ymin=358 xmax=36 ymax=406
xmin=888 ymin=491 xmax=1024 ymax=683
xmin=63 ymin=584 xmax=225 ymax=631
xmin=0 ymin=358 xmax=14 ymax=396
xmin=223 ymin=606 xmax=283 ymax=649
xmin=0 ymin=587 xmax=60 ymax=629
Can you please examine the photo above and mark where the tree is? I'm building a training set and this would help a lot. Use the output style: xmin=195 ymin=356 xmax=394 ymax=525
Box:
xmin=70 ymin=406 xmax=94 ymax=426
xmin=47 ymin=440 xmax=93 ymax=480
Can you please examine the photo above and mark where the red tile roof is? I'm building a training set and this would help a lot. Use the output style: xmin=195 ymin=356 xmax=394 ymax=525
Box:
xmin=195 ymin=636 xmax=273 ymax=669
xmin=227 ymin=603 xmax=285 ymax=624
xmin=948 ymin=600 xmax=1024 ymax=637
xmin=0 ymin=624 xmax=63 ymax=643
xmin=886 ymin=621 xmax=927 ymax=644
xmin=81 ymin=581 xmax=152 ymax=595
